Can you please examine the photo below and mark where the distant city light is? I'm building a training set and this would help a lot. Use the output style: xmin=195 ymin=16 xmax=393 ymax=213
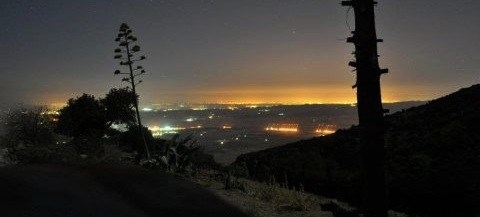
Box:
xmin=265 ymin=123 xmax=299 ymax=133
xmin=191 ymin=107 xmax=208 ymax=111
xmin=185 ymin=117 xmax=196 ymax=122
xmin=315 ymin=124 xmax=336 ymax=136
xmin=142 ymin=108 xmax=153 ymax=112
xmin=41 ymin=110 xmax=60 ymax=122
xmin=41 ymin=110 xmax=60 ymax=115
xmin=149 ymin=125 xmax=186 ymax=137
xmin=222 ymin=125 xmax=232 ymax=129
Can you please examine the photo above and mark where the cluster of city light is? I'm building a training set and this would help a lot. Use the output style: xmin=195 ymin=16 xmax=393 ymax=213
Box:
xmin=265 ymin=124 xmax=299 ymax=133
xmin=315 ymin=124 xmax=337 ymax=136
xmin=222 ymin=125 xmax=232 ymax=129
xmin=40 ymin=110 xmax=60 ymax=122
xmin=191 ymin=107 xmax=208 ymax=111
xmin=141 ymin=107 xmax=154 ymax=112
xmin=149 ymin=125 xmax=186 ymax=137
xmin=148 ymin=125 xmax=204 ymax=137
xmin=185 ymin=117 xmax=197 ymax=122
xmin=41 ymin=110 xmax=60 ymax=115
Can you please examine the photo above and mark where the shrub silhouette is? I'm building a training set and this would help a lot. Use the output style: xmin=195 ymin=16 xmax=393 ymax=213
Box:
xmin=102 ymin=87 xmax=137 ymax=126
xmin=2 ymin=106 xmax=55 ymax=146
xmin=56 ymin=94 xmax=107 ymax=157
xmin=0 ymin=106 xmax=78 ymax=163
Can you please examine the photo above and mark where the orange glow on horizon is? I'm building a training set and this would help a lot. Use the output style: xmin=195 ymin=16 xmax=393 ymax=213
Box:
xmin=38 ymin=83 xmax=458 ymax=107
xmin=166 ymin=85 xmax=432 ymax=105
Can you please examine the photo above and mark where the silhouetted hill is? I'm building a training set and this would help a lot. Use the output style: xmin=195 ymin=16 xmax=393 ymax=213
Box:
xmin=231 ymin=84 xmax=480 ymax=217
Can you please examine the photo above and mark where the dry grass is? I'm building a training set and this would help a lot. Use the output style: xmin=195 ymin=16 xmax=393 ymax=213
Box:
xmin=188 ymin=170 xmax=409 ymax=217
xmin=190 ymin=170 xmax=335 ymax=217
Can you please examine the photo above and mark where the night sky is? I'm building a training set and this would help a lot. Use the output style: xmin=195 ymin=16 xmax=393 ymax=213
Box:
xmin=1 ymin=0 xmax=479 ymax=106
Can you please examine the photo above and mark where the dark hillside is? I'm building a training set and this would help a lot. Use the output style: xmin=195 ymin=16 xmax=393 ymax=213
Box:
xmin=232 ymin=84 xmax=480 ymax=216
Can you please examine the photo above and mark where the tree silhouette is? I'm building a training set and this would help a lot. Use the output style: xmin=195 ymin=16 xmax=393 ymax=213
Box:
xmin=113 ymin=23 xmax=151 ymax=158
xmin=341 ymin=0 xmax=388 ymax=216
xmin=102 ymin=87 xmax=137 ymax=127
xmin=56 ymin=94 xmax=107 ymax=156
xmin=56 ymin=94 xmax=107 ymax=139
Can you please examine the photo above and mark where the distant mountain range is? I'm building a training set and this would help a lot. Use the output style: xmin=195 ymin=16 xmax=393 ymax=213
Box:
xmin=231 ymin=84 xmax=480 ymax=216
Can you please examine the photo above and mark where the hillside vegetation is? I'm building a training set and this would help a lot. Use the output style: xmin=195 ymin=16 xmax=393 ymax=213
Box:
xmin=232 ymin=84 xmax=480 ymax=216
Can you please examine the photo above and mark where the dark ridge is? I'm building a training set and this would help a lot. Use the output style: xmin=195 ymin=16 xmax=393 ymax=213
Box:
xmin=231 ymin=84 xmax=480 ymax=217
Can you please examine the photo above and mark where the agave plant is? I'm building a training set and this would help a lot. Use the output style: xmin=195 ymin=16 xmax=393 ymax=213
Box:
xmin=141 ymin=134 xmax=201 ymax=171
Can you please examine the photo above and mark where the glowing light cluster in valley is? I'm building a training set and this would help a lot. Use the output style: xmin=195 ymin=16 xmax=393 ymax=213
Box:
xmin=315 ymin=124 xmax=337 ymax=136
xmin=265 ymin=124 xmax=299 ymax=133
xmin=149 ymin=126 xmax=186 ymax=137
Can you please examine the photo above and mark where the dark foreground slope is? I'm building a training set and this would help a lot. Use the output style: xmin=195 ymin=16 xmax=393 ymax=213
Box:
xmin=0 ymin=164 xmax=250 ymax=217
xmin=232 ymin=84 xmax=480 ymax=216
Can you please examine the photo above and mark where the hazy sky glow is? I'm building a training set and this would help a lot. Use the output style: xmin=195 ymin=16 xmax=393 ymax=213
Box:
xmin=1 ymin=0 xmax=479 ymax=105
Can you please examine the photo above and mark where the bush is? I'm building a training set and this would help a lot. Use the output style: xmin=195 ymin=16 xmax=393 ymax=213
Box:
xmin=0 ymin=106 xmax=71 ymax=164
xmin=118 ymin=125 xmax=157 ymax=156
xmin=5 ymin=142 xmax=80 ymax=164
xmin=1 ymin=106 xmax=55 ymax=146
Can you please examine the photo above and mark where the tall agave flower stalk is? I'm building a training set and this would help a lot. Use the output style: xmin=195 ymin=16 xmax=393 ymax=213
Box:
xmin=113 ymin=23 xmax=151 ymax=158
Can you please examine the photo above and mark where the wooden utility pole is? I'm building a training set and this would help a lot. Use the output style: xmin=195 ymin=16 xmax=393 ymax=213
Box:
xmin=341 ymin=0 xmax=388 ymax=216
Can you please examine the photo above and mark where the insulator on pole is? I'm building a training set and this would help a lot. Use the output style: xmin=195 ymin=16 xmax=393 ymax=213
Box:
xmin=348 ymin=61 xmax=357 ymax=68
xmin=341 ymin=1 xmax=354 ymax=7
